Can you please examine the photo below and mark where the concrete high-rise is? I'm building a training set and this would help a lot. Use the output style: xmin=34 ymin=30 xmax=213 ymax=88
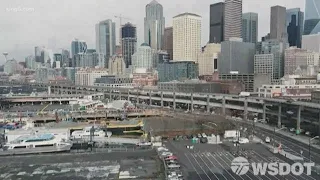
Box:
xmin=304 ymin=0 xmax=320 ymax=35
xmin=224 ymin=0 xmax=242 ymax=41
xmin=121 ymin=23 xmax=137 ymax=68
xmin=209 ymin=2 xmax=225 ymax=43
xmin=302 ymin=34 xmax=320 ymax=53
xmin=197 ymin=43 xmax=221 ymax=76
xmin=284 ymin=47 xmax=319 ymax=75
xmin=242 ymin=12 xmax=258 ymax=43
xmin=270 ymin=6 xmax=287 ymax=40
xmin=173 ymin=13 xmax=201 ymax=61
xmin=218 ymin=38 xmax=255 ymax=74
xmin=96 ymin=19 xmax=116 ymax=68
xmin=71 ymin=39 xmax=87 ymax=58
xmin=286 ymin=8 xmax=304 ymax=48
xmin=163 ymin=27 xmax=173 ymax=60
xmin=144 ymin=0 xmax=165 ymax=50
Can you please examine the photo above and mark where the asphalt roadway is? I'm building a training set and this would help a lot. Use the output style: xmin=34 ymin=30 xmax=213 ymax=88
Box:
xmin=236 ymin=120 xmax=320 ymax=164
xmin=164 ymin=140 xmax=320 ymax=180
xmin=0 ymin=150 xmax=161 ymax=180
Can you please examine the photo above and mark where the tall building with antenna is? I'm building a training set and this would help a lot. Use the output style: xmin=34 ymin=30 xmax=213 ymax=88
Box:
xmin=144 ymin=0 xmax=165 ymax=50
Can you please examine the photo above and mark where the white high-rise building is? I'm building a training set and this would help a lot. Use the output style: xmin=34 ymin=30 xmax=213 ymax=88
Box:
xmin=197 ymin=43 xmax=221 ymax=76
xmin=144 ymin=0 xmax=165 ymax=50
xmin=132 ymin=43 xmax=157 ymax=71
xmin=75 ymin=68 xmax=108 ymax=86
xmin=173 ymin=13 xmax=201 ymax=61
xmin=224 ymin=0 xmax=242 ymax=41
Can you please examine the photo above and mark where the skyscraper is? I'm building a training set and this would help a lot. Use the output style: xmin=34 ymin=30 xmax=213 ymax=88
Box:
xmin=173 ymin=13 xmax=201 ymax=61
xmin=35 ymin=46 xmax=44 ymax=63
xmin=144 ymin=0 xmax=165 ymax=50
xmin=286 ymin=8 xmax=304 ymax=48
xmin=121 ymin=23 xmax=137 ymax=68
xmin=304 ymin=0 xmax=320 ymax=35
xmin=242 ymin=12 xmax=258 ymax=43
xmin=209 ymin=2 xmax=225 ymax=43
xmin=71 ymin=39 xmax=87 ymax=58
xmin=163 ymin=27 xmax=173 ymax=59
xmin=270 ymin=6 xmax=287 ymax=40
xmin=224 ymin=0 xmax=242 ymax=41
xmin=96 ymin=19 xmax=116 ymax=68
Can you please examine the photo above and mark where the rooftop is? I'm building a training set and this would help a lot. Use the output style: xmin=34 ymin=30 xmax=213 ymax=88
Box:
xmin=173 ymin=12 xmax=201 ymax=18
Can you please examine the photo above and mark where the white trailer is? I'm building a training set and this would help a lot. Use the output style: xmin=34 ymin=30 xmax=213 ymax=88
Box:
xmin=224 ymin=130 xmax=240 ymax=139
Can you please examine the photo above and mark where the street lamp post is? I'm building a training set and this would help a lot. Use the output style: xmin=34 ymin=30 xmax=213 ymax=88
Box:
xmin=252 ymin=118 xmax=265 ymax=137
xmin=273 ymin=127 xmax=286 ymax=148
xmin=309 ymin=136 xmax=319 ymax=162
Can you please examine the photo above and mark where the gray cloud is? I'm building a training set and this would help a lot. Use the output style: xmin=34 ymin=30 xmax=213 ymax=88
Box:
xmin=0 ymin=0 xmax=305 ymax=63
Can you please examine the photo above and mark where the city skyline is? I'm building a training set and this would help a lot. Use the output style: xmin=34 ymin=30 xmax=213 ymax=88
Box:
xmin=1 ymin=0 xmax=305 ymax=62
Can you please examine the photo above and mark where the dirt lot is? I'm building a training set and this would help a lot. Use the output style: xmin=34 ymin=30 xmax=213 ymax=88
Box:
xmin=143 ymin=112 xmax=235 ymax=137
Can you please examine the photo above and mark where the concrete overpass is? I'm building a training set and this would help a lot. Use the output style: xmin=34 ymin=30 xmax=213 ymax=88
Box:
xmin=1 ymin=81 xmax=320 ymax=134
xmin=0 ymin=93 xmax=104 ymax=104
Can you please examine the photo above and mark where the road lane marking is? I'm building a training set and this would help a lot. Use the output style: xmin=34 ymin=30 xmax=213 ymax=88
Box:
xmin=184 ymin=153 xmax=204 ymax=180
xmin=189 ymin=153 xmax=212 ymax=180
xmin=217 ymin=152 xmax=257 ymax=180
xmin=196 ymin=152 xmax=220 ymax=180
xmin=208 ymin=152 xmax=238 ymax=180
xmin=203 ymin=152 xmax=228 ymax=180
xmin=252 ymin=151 xmax=315 ymax=180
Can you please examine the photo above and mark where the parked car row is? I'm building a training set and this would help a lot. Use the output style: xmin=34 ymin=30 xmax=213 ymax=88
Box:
xmin=156 ymin=146 xmax=184 ymax=180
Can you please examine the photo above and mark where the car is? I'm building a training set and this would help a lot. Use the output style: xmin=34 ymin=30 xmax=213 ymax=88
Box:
xmin=265 ymin=137 xmax=270 ymax=143
xmin=238 ymin=138 xmax=249 ymax=144
xmin=201 ymin=133 xmax=207 ymax=138
xmin=197 ymin=134 xmax=202 ymax=138
xmin=305 ymin=131 xmax=311 ymax=136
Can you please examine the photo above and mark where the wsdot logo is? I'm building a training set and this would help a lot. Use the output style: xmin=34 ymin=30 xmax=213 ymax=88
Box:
xmin=231 ymin=156 xmax=315 ymax=176
xmin=231 ymin=157 xmax=250 ymax=175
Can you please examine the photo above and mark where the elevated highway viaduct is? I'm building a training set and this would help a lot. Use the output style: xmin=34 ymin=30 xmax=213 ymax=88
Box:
xmin=1 ymin=81 xmax=320 ymax=135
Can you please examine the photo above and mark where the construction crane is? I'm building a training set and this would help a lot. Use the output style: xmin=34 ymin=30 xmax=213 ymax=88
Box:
xmin=114 ymin=14 xmax=132 ymax=45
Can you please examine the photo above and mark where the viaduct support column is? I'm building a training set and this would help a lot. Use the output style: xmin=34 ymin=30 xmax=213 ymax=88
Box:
xmin=278 ymin=105 xmax=282 ymax=128
xmin=127 ymin=91 xmax=130 ymax=101
xmin=160 ymin=91 xmax=163 ymax=107
xmin=296 ymin=106 xmax=301 ymax=134
xmin=109 ymin=90 xmax=112 ymax=101
xmin=48 ymin=86 xmax=51 ymax=95
xmin=149 ymin=91 xmax=152 ymax=105
xmin=319 ymin=112 xmax=320 ymax=138
xmin=244 ymin=98 xmax=248 ymax=121
xmin=206 ymin=95 xmax=210 ymax=113
xmin=173 ymin=92 xmax=176 ymax=110
xmin=263 ymin=104 xmax=266 ymax=121
xmin=119 ymin=91 xmax=122 ymax=100
xmin=222 ymin=96 xmax=226 ymax=115
xmin=137 ymin=91 xmax=140 ymax=104
xmin=191 ymin=93 xmax=194 ymax=113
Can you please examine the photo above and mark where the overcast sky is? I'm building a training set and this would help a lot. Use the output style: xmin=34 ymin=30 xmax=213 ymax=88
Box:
xmin=0 ymin=0 xmax=305 ymax=63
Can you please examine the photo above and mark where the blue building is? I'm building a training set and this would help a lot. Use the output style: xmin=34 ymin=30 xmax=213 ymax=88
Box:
xmin=71 ymin=39 xmax=87 ymax=58
xmin=304 ymin=0 xmax=320 ymax=35
xmin=286 ymin=8 xmax=304 ymax=48
xmin=158 ymin=61 xmax=199 ymax=82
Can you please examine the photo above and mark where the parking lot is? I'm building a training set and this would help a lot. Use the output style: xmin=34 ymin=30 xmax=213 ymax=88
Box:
xmin=163 ymin=140 xmax=320 ymax=180
xmin=0 ymin=150 xmax=162 ymax=180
